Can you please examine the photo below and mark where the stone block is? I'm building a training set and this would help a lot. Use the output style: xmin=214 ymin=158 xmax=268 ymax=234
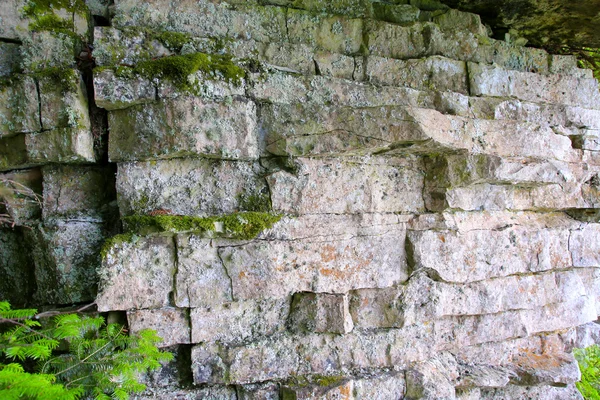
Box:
xmin=94 ymin=69 xmax=156 ymax=111
xmin=366 ymin=55 xmax=468 ymax=94
xmin=27 ymin=221 xmax=106 ymax=305
xmin=38 ymin=69 xmax=91 ymax=132
xmin=287 ymin=9 xmax=363 ymax=54
xmin=288 ymin=292 xmax=353 ymax=334
xmin=249 ymin=72 xmax=422 ymax=107
xmin=191 ymin=298 xmax=288 ymax=344
xmin=42 ymin=165 xmax=115 ymax=222
xmin=373 ymin=3 xmax=420 ymax=24
xmin=403 ymin=108 xmax=580 ymax=163
xmin=108 ymin=97 xmax=258 ymax=162
xmin=267 ymin=157 xmax=424 ymax=214
xmin=488 ymin=41 xmax=550 ymax=74
xmin=0 ymin=228 xmax=35 ymax=307
xmin=433 ymin=9 xmax=487 ymax=36
xmin=96 ymin=235 xmax=176 ymax=311
xmin=218 ymin=227 xmax=407 ymax=301
xmin=281 ymin=380 xmax=354 ymax=400
xmin=405 ymin=353 xmax=458 ymax=400
xmin=134 ymin=386 xmax=238 ymax=400
xmin=174 ymin=234 xmax=233 ymax=308
xmin=349 ymin=286 xmax=404 ymax=329
xmin=237 ymin=383 xmax=280 ymax=400
xmin=116 ymin=158 xmax=268 ymax=217
xmin=0 ymin=134 xmax=29 ymax=171
xmin=20 ymin=31 xmax=76 ymax=73
xmin=0 ymin=0 xmax=29 ymax=41
xmin=469 ymin=62 xmax=600 ymax=109
xmin=25 ymin=127 xmax=96 ymax=165
xmin=193 ymin=325 xmax=435 ymax=384
xmin=444 ymin=182 xmax=598 ymax=212
xmin=352 ymin=373 xmax=406 ymax=399
xmin=262 ymin=42 xmax=315 ymax=75
xmin=366 ymin=20 xmax=435 ymax=59
xmin=0 ymin=168 xmax=42 ymax=226
xmin=286 ymin=0 xmax=372 ymax=17
xmin=479 ymin=384 xmax=583 ymax=400
xmin=406 ymin=270 xmax=588 ymax=322
xmin=0 ymin=75 xmax=41 ymax=136
xmin=407 ymin=227 xmax=571 ymax=283
xmin=565 ymin=106 xmax=600 ymax=130
xmin=93 ymin=27 xmax=159 ymax=67
xmin=127 ymin=307 xmax=190 ymax=347
xmin=0 ymin=42 xmax=21 ymax=77
xmin=569 ymin=224 xmax=600 ymax=267
xmin=260 ymin=103 xmax=429 ymax=157
xmin=523 ymin=295 xmax=597 ymax=335
xmin=313 ymin=51 xmax=355 ymax=80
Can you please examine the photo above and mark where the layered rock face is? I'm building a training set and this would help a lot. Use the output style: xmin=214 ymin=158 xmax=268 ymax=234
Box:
xmin=1 ymin=0 xmax=600 ymax=399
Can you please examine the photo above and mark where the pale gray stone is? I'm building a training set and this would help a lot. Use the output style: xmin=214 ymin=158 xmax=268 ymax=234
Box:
xmin=249 ymin=72 xmax=422 ymax=107
xmin=108 ymin=97 xmax=258 ymax=161
xmin=42 ymin=165 xmax=115 ymax=222
xmin=366 ymin=20 xmax=434 ymax=59
xmin=480 ymin=384 xmax=583 ymax=400
xmin=366 ymin=55 xmax=468 ymax=94
xmin=267 ymin=157 xmax=424 ymax=214
xmin=405 ymin=353 xmax=459 ymax=400
xmin=20 ymin=31 xmax=75 ymax=73
xmin=127 ymin=307 xmax=190 ymax=347
xmin=96 ymin=235 xmax=176 ymax=311
xmin=116 ymin=158 xmax=268 ymax=216
xmin=314 ymin=51 xmax=356 ymax=80
xmin=94 ymin=69 xmax=156 ymax=111
xmin=349 ymin=286 xmax=404 ymax=330
xmin=261 ymin=103 xmax=429 ymax=157
xmin=407 ymin=227 xmax=571 ymax=283
xmin=218 ymin=229 xmax=407 ymax=301
xmin=469 ymin=62 xmax=600 ymax=109
xmin=193 ymin=324 xmax=436 ymax=384
xmin=237 ymin=383 xmax=280 ymax=400
xmin=27 ymin=221 xmax=105 ymax=305
xmin=191 ymin=298 xmax=288 ymax=344
xmin=174 ymin=235 xmax=232 ymax=308
xmin=288 ymin=292 xmax=353 ymax=334
xmin=287 ymin=9 xmax=363 ymax=54
xmin=352 ymin=373 xmax=406 ymax=400
xmin=570 ymin=224 xmax=600 ymax=267
xmin=0 ymin=75 xmax=41 ymax=136
xmin=263 ymin=42 xmax=315 ymax=75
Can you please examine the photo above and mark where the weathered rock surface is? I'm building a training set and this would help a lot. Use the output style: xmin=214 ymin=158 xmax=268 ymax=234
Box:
xmin=1 ymin=0 xmax=598 ymax=398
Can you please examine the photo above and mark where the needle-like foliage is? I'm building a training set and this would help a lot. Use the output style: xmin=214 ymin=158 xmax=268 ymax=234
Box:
xmin=575 ymin=345 xmax=600 ymax=400
xmin=0 ymin=301 xmax=173 ymax=399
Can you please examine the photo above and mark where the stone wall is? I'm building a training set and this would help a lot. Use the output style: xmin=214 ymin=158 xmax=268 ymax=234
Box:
xmin=1 ymin=0 xmax=600 ymax=399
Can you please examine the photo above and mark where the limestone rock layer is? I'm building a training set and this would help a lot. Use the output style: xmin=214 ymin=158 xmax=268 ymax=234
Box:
xmin=0 ymin=0 xmax=600 ymax=398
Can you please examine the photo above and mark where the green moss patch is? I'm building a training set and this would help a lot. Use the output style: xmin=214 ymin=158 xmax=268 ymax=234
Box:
xmin=122 ymin=212 xmax=281 ymax=239
xmin=22 ymin=0 xmax=89 ymax=39
xmin=100 ymin=232 xmax=138 ymax=259
xmin=33 ymin=67 xmax=80 ymax=93
xmin=130 ymin=52 xmax=246 ymax=91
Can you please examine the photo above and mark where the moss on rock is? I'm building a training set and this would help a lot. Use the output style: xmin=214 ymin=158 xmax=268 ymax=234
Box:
xmin=131 ymin=52 xmax=245 ymax=91
xmin=121 ymin=212 xmax=281 ymax=239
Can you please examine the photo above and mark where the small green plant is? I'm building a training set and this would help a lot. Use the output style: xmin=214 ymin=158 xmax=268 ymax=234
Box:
xmin=0 ymin=301 xmax=173 ymax=399
xmin=575 ymin=345 xmax=600 ymax=399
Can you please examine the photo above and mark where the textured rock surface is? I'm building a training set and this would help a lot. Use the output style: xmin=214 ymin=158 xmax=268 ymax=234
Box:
xmin=1 ymin=0 xmax=599 ymax=398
